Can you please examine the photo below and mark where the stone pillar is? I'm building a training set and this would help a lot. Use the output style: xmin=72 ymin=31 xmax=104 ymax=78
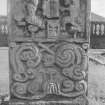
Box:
xmin=8 ymin=0 xmax=90 ymax=105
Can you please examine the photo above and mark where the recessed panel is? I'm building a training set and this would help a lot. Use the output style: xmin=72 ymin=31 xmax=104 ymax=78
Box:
xmin=9 ymin=0 xmax=89 ymax=42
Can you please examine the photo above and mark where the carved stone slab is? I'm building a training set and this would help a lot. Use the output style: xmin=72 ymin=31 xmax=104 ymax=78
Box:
xmin=9 ymin=42 xmax=88 ymax=105
xmin=9 ymin=0 xmax=90 ymax=42
xmin=9 ymin=0 xmax=90 ymax=105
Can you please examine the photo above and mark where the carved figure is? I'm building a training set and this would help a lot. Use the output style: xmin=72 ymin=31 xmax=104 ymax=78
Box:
xmin=10 ymin=0 xmax=88 ymax=42
xmin=9 ymin=0 xmax=90 ymax=104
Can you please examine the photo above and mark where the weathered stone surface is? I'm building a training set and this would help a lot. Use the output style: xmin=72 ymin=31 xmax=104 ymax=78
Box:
xmin=9 ymin=99 xmax=88 ymax=105
xmin=8 ymin=0 xmax=90 ymax=105
xmin=9 ymin=42 xmax=88 ymax=103
xmin=9 ymin=0 xmax=90 ymax=42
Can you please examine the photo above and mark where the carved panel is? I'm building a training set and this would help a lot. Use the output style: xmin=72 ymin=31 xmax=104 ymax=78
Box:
xmin=9 ymin=0 xmax=89 ymax=42
xmin=9 ymin=0 xmax=90 ymax=105
xmin=9 ymin=42 xmax=88 ymax=105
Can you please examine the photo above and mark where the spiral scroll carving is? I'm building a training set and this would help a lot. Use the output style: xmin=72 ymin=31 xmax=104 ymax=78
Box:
xmin=55 ymin=44 xmax=75 ymax=68
xmin=62 ymin=66 xmax=84 ymax=80
xmin=12 ymin=43 xmax=41 ymax=82
xmin=61 ymin=79 xmax=74 ymax=93
xmin=11 ymin=43 xmax=43 ymax=99
xmin=19 ymin=44 xmax=41 ymax=68
xmin=55 ymin=43 xmax=87 ymax=97
xmin=11 ymin=83 xmax=27 ymax=98
xmin=9 ymin=0 xmax=89 ymax=104
xmin=55 ymin=43 xmax=84 ymax=68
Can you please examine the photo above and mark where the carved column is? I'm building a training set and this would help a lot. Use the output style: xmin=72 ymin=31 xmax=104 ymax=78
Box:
xmin=8 ymin=0 xmax=90 ymax=105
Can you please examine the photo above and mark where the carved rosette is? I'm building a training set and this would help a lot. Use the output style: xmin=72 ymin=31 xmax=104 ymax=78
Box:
xmin=10 ymin=42 xmax=88 ymax=105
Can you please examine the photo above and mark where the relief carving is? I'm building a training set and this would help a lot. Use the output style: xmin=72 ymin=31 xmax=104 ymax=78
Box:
xmin=10 ymin=42 xmax=88 ymax=104
xmin=47 ymin=20 xmax=59 ymax=40
xmin=10 ymin=0 xmax=88 ymax=42
xmin=9 ymin=0 xmax=90 ymax=104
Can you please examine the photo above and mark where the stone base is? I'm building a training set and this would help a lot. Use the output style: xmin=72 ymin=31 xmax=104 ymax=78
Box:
xmin=9 ymin=100 xmax=88 ymax=105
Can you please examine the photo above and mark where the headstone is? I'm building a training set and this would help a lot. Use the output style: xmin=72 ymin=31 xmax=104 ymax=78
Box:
xmin=8 ymin=0 xmax=90 ymax=105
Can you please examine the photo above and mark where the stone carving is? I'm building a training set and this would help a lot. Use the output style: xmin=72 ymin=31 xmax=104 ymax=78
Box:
xmin=10 ymin=42 xmax=88 ymax=104
xmin=47 ymin=20 xmax=59 ymax=40
xmin=10 ymin=98 xmax=87 ymax=105
xmin=44 ymin=0 xmax=59 ymax=18
xmin=9 ymin=0 xmax=90 ymax=105
xmin=9 ymin=0 xmax=88 ymax=42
